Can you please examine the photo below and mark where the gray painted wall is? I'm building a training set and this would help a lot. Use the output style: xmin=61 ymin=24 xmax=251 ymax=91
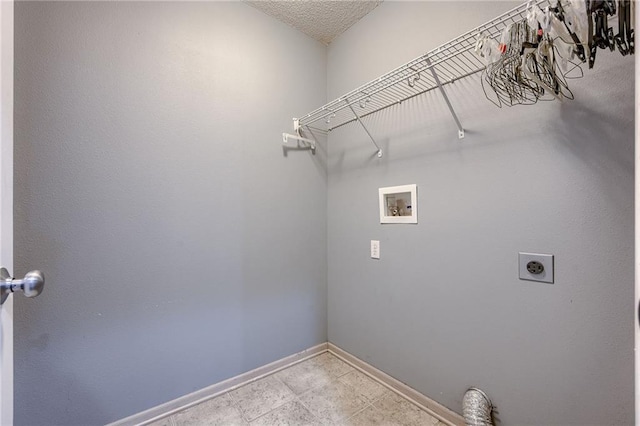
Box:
xmin=327 ymin=2 xmax=634 ymax=425
xmin=14 ymin=1 xmax=635 ymax=425
xmin=14 ymin=2 xmax=327 ymax=425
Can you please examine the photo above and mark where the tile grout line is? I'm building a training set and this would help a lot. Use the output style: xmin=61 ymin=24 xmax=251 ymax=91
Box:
xmin=335 ymin=364 xmax=394 ymax=407
xmin=177 ymin=352 xmax=424 ymax=426
xmin=182 ymin=349 xmax=332 ymax=426
xmin=282 ymin=354 xmax=363 ymax=424
xmin=262 ymin=368 xmax=313 ymax=422
xmin=345 ymin=400 xmax=375 ymax=422
xmin=280 ymin=354 xmax=351 ymax=401
xmin=327 ymin=348 xmax=456 ymax=426
xmin=271 ymin=369 xmax=300 ymax=401
xmin=227 ymin=391 xmax=252 ymax=425
xmin=281 ymin=369 xmax=329 ymax=422
xmin=224 ymin=350 xmax=327 ymax=396
xmin=146 ymin=349 xmax=329 ymax=426
xmin=234 ymin=374 xmax=301 ymax=424
xmin=151 ymin=348 xmax=452 ymax=426
xmin=292 ymin=395 xmax=320 ymax=424
xmin=302 ymin=354 xmax=372 ymax=423
xmin=130 ymin=345 xmax=328 ymax=426
xmin=250 ymin=396 xmax=321 ymax=426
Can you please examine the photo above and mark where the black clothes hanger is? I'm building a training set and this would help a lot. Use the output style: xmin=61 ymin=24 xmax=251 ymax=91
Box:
xmin=614 ymin=0 xmax=634 ymax=55
xmin=614 ymin=0 xmax=629 ymax=54
xmin=587 ymin=0 xmax=617 ymax=67
xmin=548 ymin=1 xmax=587 ymax=63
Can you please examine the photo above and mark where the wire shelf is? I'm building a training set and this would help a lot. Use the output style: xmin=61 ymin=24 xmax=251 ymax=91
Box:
xmin=296 ymin=1 xmax=544 ymax=133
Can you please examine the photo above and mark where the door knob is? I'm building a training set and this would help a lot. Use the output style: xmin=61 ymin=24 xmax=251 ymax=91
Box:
xmin=0 ymin=268 xmax=45 ymax=304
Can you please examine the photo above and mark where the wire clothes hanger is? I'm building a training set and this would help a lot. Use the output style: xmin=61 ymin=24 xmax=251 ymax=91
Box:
xmin=475 ymin=0 xmax=632 ymax=108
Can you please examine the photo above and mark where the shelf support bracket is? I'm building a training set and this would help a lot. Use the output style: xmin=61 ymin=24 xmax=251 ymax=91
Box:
xmin=283 ymin=132 xmax=316 ymax=154
xmin=347 ymin=101 xmax=383 ymax=158
xmin=425 ymin=57 xmax=465 ymax=139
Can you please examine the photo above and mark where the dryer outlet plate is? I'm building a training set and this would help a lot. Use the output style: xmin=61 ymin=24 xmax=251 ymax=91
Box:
xmin=519 ymin=252 xmax=554 ymax=284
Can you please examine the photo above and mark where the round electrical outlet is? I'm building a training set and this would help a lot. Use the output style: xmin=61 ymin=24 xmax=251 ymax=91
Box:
xmin=526 ymin=260 xmax=544 ymax=275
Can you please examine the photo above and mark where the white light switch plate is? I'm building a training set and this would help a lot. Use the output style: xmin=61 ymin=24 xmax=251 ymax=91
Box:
xmin=519 ymin=252 xmax=554 ymax=283
xmin=371 ymin=240 xmax=380 ymax=259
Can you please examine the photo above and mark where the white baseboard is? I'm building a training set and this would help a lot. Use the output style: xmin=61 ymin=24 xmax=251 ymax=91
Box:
xmin=109 ymin=342 xmax=465 ymax=426
xmin=328 ymin=343 xmax=465 ymax=426
xmin=108 ymin=343 xmax=328 ymax=426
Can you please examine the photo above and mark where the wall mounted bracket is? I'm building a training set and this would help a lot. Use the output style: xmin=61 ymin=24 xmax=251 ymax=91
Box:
xmin=283 ymin=132 xmax=316 ymax=154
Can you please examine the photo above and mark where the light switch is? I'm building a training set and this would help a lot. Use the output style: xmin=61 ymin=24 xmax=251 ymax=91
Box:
xmin=371 ymin=240 xmax=380 ymax=259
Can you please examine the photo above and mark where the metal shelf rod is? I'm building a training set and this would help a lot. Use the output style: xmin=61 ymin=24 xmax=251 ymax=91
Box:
xmin=347 ymin=101 xmax=383 ymax=158
xmin=425 ymin=57 xmax=465 ymax=139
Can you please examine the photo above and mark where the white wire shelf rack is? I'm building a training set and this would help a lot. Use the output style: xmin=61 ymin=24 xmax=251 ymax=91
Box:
xmin=293 ymin=0 xmax=547 ymax=152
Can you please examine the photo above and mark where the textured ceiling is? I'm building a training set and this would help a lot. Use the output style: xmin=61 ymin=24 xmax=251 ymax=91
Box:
xmin=245 ymin=1 xmax=382 ymax=45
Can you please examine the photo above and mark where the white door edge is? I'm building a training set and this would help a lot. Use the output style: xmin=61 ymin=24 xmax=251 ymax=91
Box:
xmin=635 ymin=3 xmax=640 ymax=424
xmin=0 ymin=0 xmax=14 ymax=424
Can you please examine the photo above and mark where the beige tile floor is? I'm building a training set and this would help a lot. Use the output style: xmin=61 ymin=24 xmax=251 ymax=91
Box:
xmin=149 ymin=353 xmax=445 ymax=426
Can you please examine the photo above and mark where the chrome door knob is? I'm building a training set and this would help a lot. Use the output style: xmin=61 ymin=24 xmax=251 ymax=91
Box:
xmin=0 ymin=268 xmax=45 ymax=304
xmin=21 ymin=270 xmax=45 ymax=298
